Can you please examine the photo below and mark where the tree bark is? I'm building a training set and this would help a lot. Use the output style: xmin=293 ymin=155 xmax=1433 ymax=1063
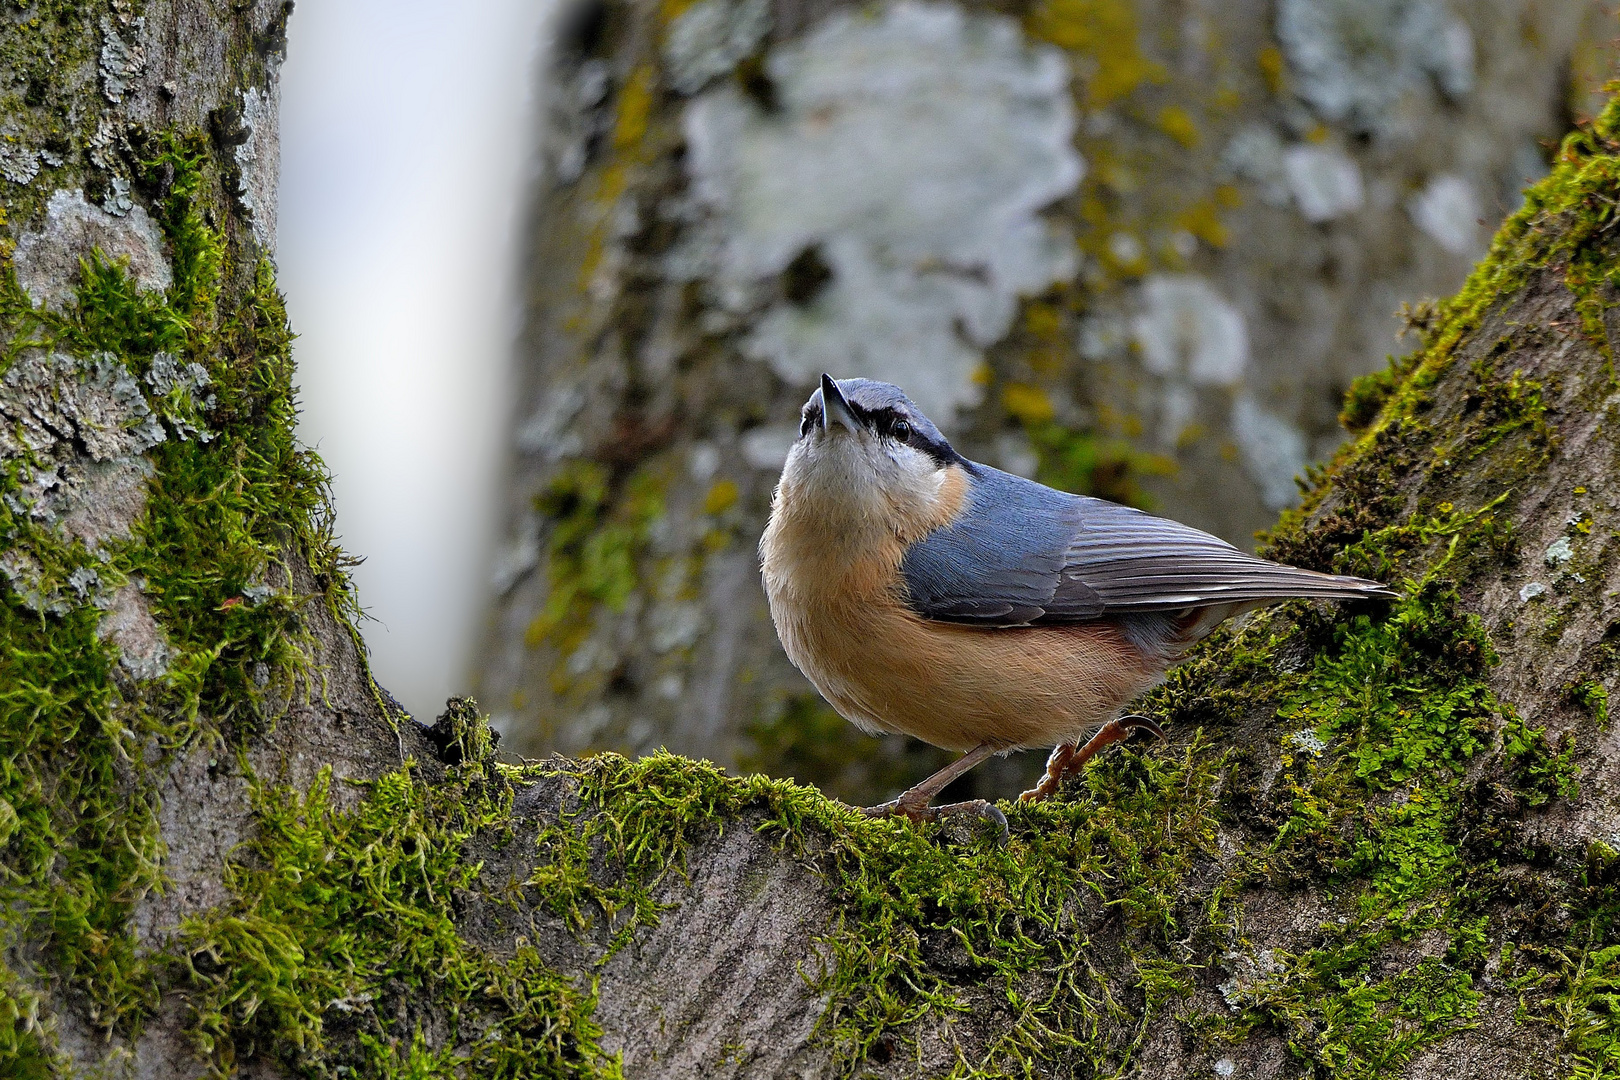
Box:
xmin=8 ymin=2 xmax=1620 ymax=1079
xmin=0 ymin=1 xmax=408 ymax=1074
xmin=475 ymin=0 xmax=1620 ymax=808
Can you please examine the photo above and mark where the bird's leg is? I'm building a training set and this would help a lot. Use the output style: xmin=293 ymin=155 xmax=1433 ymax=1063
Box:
xmin=862 ymin=743 xmax=1007 ymax=834
xmin=1019 ymin=714 xmax=1167 ymax=803
xmin=1019 ymin=742 xmax=1078 ymax=804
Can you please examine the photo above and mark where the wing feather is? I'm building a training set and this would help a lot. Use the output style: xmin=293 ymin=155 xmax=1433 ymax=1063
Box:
xmin=898 ymin=464 xmax=1391 ymax=626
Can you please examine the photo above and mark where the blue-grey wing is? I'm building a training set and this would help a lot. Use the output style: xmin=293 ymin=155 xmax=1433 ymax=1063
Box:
xmin=898 ymin=465 xmax=1098 ymax=624
xmin=898 ymin=464 xmax=1391 ymax=626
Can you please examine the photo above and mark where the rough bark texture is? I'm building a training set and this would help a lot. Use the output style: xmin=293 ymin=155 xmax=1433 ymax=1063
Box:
xmin=475 ymin=0 xmax=1620 ymax=798
xmin=8 ymin=2 xmax=1620 ymax=1079
xmin=0 ymin=1 xmax=409 ymax=1074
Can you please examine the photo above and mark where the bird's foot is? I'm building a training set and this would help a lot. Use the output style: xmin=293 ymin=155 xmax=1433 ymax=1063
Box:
xmin=861 ymin=796 xmax=1009 ymax=839
xmin=860 ymin=797 xmax=924 ymax=821
xmin=1019 ymin=715 xmax=1167 ymax=803
xmin=1114 ymin=713 xmax=1167 ymax=743
xmin=929 ymin=799 xmax=1009 ymax=840
xmin=1018 ymin=742 xmax=1076 ymax=804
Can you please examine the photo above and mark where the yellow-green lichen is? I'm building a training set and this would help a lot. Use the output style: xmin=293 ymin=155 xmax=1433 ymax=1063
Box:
xmin=525 ymin=460 xmax=666 ymax=658
xmin=1026 ymin=0 xmax=1166 ymax=108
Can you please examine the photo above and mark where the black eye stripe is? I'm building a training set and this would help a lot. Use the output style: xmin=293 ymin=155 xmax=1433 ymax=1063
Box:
xmin=860 ymin=407 xmax=908 ymax=435
xmin=797 ymin=386 xmax=965 ymax=466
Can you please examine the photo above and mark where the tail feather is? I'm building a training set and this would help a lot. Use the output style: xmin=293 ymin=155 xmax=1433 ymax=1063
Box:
xmin=1084 ymin=562 xmax=1396 ymax=613
xmin=1118 ymin=573 xmax=1390 ymax=659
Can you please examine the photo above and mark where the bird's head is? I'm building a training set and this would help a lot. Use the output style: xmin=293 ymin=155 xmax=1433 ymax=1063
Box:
xmin=776 ymin=374 xmax=967 ymax=538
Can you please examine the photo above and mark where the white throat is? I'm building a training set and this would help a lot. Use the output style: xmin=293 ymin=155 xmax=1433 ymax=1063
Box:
xmin=774 ymin=430 xmax=955 ymax=544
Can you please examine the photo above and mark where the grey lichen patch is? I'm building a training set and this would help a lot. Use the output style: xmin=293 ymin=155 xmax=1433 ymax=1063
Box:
xmin=1221 ymin=128 xmax=1378 ymax=226
xmin=1281 ymin=141 xmax=1364 ymax=223
xmin=1132 ymin=274 xmax=1249 ymax=389
xmin=97 ymin=580 xmax=173 ymax=679
xmin=678 ymin=0 xmax=1083 ymax=422
xmin=663 ymin=0 xmax=772 ymax=96
xmin=1232 ymin=391 xmax=1310 ymax=509
xmin=1408 ymin=173 xmax=1483 ymax=256
xmin=1276 ymin=0 xmax=1475 ymax=132
xmin=228 ymin=86 xmax=278 ymax=251
xmin=13 ymin=190 xmax=172 ymax=310
xmin=143 ymin=351 xmax=215 ymax=444
xmin=0 ymin=349 xmax=212 ymax=614
xmin=99 ymin=15 xmax=145 ymax=105
xmin=1221 ymin=126 xmax=1293 ymax=207
xmin=1 ymin=352 xmax=164 ymax=518
xmin=0 ymin=136 xmax=42 ymax=186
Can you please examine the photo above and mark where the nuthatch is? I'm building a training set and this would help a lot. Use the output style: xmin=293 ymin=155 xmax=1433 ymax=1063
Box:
xmin=760 ymin=375 xmax=1394 ymax=828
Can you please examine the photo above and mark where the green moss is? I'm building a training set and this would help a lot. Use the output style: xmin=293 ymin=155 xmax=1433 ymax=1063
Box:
xmin=178 ymin=734 xmax=619 ymax=1079
xmin=0 ymin=123 xmax=355 ymax=1069
xmin=1568 ymin=680 xmax=1611 ymax=728
xmin=1500 ymin=717 xmax=1580 ymax=809
xmin=1507 ymin=934 xmax=1620 ymax=1080
xmin=1339 ymin=353 xmax=1420 ymax=433
xmin=1542 ymin=943 xmax=1620 ymax=1079
xmin=0 ymin=963 xmax=59 ymax=1078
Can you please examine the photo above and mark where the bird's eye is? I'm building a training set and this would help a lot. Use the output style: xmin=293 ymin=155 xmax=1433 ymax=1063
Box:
xmin=892 ymin=420 xmax=911 ymax=441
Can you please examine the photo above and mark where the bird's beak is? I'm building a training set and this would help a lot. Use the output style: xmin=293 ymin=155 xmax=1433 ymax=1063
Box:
xmin=820 ymin=373 xmax=859 ymax=434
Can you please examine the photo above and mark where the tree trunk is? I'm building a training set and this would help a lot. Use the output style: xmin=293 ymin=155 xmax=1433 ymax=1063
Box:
xmin=8 ymin=2 xmax=1620 ymax=1079
xmin=0 ymin=1 xmax=408 ymax=1074
xmin=474 ymin=0 xmax=1620 ymax=811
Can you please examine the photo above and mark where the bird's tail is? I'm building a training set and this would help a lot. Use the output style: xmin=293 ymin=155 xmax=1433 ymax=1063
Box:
xmin=1117 ymin=567 xmax=1394 ymax=659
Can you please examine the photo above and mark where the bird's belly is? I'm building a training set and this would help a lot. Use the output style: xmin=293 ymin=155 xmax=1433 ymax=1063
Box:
xmin=771 ymin=590 xmax=1165 ymax=753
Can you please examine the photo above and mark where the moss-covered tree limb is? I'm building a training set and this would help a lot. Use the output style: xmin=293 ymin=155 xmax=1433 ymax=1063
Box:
xmin=7 ymin=3 xmax=1620 ymax=1080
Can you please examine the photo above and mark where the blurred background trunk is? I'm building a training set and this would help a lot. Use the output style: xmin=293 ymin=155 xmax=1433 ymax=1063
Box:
xmin=477 ymin=0 xmax=1620 ymax=799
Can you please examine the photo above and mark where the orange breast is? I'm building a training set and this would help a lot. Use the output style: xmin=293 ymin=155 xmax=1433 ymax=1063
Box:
xmin=760 ymin=494 xmax=1166 ymax=752
xmin=772 ymin=590 xmax=1163 ymax=751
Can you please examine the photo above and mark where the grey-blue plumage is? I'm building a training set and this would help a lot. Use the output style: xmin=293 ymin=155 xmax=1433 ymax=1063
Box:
xmin=899 ymin=462 xmax=1393 ymax=627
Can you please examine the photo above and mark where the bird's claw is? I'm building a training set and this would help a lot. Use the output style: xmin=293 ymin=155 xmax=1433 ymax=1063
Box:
xmin=860 ymin=798 xmax=917 ymax=820
xmin=1118 ymin=713 xmax=1167 ymax=741
xmin=861 ymin=797 xmax=1009 ymax=841
xmin=929 ymin=799 xmax=1009 ymax=840
xmin=1019 ymin=714 xmax=1168 ymax=803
